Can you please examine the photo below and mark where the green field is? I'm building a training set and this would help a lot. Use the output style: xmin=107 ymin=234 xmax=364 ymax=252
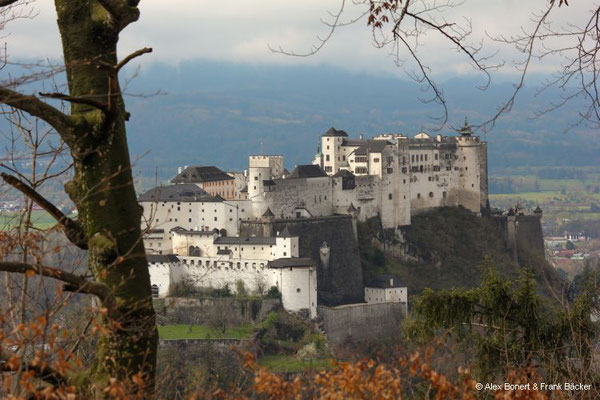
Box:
xmin=158 ymin=324 xmax=254 ymax=340
xmin=0 ymin=210 xmax=61 ymax=230
xmin=257 ymin=354 xmax=333 ymax=373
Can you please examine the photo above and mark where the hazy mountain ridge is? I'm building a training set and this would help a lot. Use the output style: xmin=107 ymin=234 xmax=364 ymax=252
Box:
xmin=4 ymin=60 xmax=598 ymax=180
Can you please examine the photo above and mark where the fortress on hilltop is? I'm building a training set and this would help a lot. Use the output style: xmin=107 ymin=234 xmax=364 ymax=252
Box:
xmin=140 ymin=121 xmax=490 ymax=319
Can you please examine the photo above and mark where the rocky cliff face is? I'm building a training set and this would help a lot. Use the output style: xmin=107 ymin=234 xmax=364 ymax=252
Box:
xmin=359 ymin=206 xmax=558 ymax=296
xmin=241 ymin=215 xmax=364 ymax=306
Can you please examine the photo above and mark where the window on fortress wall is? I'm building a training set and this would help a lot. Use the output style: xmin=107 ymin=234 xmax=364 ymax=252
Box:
xmin=425 ymin=155 xmax=428 ymax=161
xmin=388 ymin=193 xmax=392 ymax=200
xmin=435 ymin=154 xmax=438 ymax=160
xmin=326 ymin=154 xmax=330 ymax=161
xmin=374 ymin=158 xmax=379 ymax=163
xmin=403 ymin=156 xmax=406 ymax=164
xmin=411 ymin=155 xmax=415 ymax=162
xmin=387 ymin=168 xmax=393 ymax=173
xmin=429 ymin=192 xmax=434 ymax=198
xmin=428 ymin=177 xmax=432 ymax=181
xmin=419 ymin=166 xmax=423 ymax=172
xmin=420 ymin=155 xmax=424 ymax=161
xmin=343 ymin=156 xmax=346 ymax=161
xmin=417 ymin=193 xmax=421 ymax=199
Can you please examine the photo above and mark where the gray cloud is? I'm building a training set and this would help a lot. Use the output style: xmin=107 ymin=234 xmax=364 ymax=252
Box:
xmin=4 ymin=0 xmax=591 ymax=79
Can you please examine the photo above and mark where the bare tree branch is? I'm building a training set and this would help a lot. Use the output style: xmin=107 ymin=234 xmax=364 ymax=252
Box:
xmin=0 ymin=348 xmax=67 ymax=387
xmin=1 ymin=172 xmax=88 ymax=249
xmin=0 ymin=0 xmax=19 ymax=7
xmin=38 ymin=92 xmax=108 ymax=113
xmin=0 ymin=261 xmax=114 ymax=308
xmin=117 ymin=47 xmax=152 ymax=71
xmin=0 ymin=88 xmax=75 ymax=137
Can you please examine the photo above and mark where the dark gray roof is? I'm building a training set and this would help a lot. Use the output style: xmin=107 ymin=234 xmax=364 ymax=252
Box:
xmin=263 ymin=179 xmax=276 ymax=186
xmin=171 ymin=166 xmax=234 ymax=184
xmin=342 ymin=139 xmax=367 ymax=147
xmin=323 ymin=127 xmax=348 ymax=137
xmin=138 ymin=184 xmax=221 ymax=202
xmin=170 ymin=227 xmax=217 ymax=236
xmin=277 ymin=225 xmax=293 ymax=237
xmin=366 ymin=274 xmax=405 ymax=288
xmin=268 ymin=257 xmax=314 ymax=268
xmin=148 ymin=254 xmax=180 ymax=263
xmin=288 ymin=164 xmax=328 ymax=179
xmin=262 ymin=207 xmax=275 ymax=217
xmin=353 ymin=140 xmax=392 ymax=155
xmin=333 ymin=169 xmax=355 ymax=178
xmin=214 ymin=237 xmax=276 ymax=245
xmin=458 ymin=117 xmax=473 ymax=136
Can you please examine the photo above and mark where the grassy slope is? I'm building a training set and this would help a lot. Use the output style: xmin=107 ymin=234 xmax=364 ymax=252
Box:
xmin=158 ymin=324 xmax=254 ymax=340
xmin=359 ymin=207 xmax=561 ymax=295
xmin=257 ymin=354 xmax=332 ymax=373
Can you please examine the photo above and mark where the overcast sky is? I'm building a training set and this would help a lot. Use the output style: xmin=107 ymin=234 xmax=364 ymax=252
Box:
xmin=4 ymin=0 xmax=591 ymax=80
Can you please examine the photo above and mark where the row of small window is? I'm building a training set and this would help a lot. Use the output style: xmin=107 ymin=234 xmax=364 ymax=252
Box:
xmin=182 ymin=259 xmax=266 ymax=269
xmin=416 ymin=191 xmax=447 ymax=199
xmin=205 ymin=181 xmax=232 ymax=186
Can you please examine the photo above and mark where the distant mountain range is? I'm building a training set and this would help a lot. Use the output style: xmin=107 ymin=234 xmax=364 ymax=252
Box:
xmin=4 ymin=60 xmax=600 ymax=181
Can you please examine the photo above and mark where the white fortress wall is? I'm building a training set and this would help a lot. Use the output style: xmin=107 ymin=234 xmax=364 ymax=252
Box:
xmin=263 ymin=176 xmax=333 ymax=218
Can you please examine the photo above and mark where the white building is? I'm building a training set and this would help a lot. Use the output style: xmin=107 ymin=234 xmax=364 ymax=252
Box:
xmin=147 ymin=227 xmax=318 ymax=318
xmin=364 ymin=275 xmax=408 ymax=313
xmin=139 ymin=183 xmax=253 ymax=253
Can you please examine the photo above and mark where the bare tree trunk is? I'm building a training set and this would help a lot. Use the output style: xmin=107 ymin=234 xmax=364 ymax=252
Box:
xmin=1 ymin=0 xmax=157 ymax=395
xmin=53 ymin=0 xmax=157 ymax=392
